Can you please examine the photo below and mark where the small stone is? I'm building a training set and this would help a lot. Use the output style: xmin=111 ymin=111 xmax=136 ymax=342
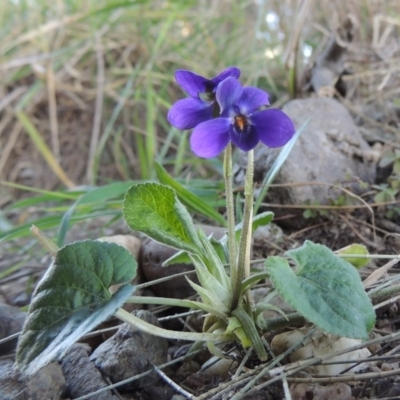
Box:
xmin=90 ymin=310 xmax=168 ymax=390
xmin=139 ymin=384 xmax=175 ymax=400
xmin=381 ymin=362 xmax=399 ymax=371
xmin=0 ymin=362 xmax=65 ymax=400
xmin=62 ymin=343 xmax=119 ymax=400
xmin=174 ymin=360 xmax=200 ymax=382
xmin=97 ymin=235 xmax=141 ymax=261
xmin=26 ymin=363 xmax=66 ymax=400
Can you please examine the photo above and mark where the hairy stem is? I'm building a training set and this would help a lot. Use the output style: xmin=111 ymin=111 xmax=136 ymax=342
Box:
xmin=232 ymin=150 xmax=254 ymax=309
xmin=224 ymin=144 xmax=238 ymax=304
xmin=115 ymin=308 xmax=234 ymax=342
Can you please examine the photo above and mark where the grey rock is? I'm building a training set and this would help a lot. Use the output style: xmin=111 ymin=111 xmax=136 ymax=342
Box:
xmin=90 ymin=310 xmax=168 ymax=390
xmin=62 ymin=343 xmax=119 ymax=400
xmin=138 ymin=385 xmax=175 ymax=400
xmin=234 ymin=98 xmax=376 ymax=222
xmin=174 ymin=360 xmax=200 ymax=382
xmin=0 ymin=362 xmax=65 ymax=400
xmin=0 ymin=303 xmax=26 ymax=354
xmin=140 ymin=236 xmax=195 ymax=299
xmin=26 ymin=363 xmax=66 ymax=400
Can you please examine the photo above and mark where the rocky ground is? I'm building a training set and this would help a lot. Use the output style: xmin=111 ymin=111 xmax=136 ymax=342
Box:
xmin=1 ymin=10 xmax=400 ymax=399
xmin=1 ymin=93 xmax=400 ymax=399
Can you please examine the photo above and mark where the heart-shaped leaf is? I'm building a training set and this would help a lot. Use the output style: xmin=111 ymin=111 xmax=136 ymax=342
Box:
xmin=265 ymin=241 xmax=375 ymax=339
xmin=123 ymin=183 xmax=202 ymax=254
xmin=16 ymin=240 xmax=137 ymax=374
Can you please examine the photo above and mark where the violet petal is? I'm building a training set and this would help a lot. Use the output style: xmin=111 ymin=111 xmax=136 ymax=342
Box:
xmin=211 ymin=66 xmax=241 ymax=86
xmin=229 ymin=123 xmax=259 ymax=152
xmin=190 ymin=118 xmax=230 ymax=158
xmin=238 ymin=87 xmax=270 ymax=115
xmin=175 ymin=70 xmax=208 ymax=97
xmin=216 ymin=77 xmax=243 ymax=114
xmin=168 ymin=98 xmax=213 ymax=130
xmin=250 ymin=109 xmax=295 ymax=148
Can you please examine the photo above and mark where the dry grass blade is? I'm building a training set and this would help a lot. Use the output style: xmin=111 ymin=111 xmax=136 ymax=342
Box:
xmin=6 ymin=11 xmax=87 ymax=51
xmin=46 ymin=62 xmax=60 ymax=161
xmin=16 ymin=111 xmax=75 ymax=188
xmin=363 ymin=256 xmax=400 ymax=288
xmin=153 ymin=364 xmax=194 ymax=399
xmin=87 ymin=32 xmax=105 ymax=184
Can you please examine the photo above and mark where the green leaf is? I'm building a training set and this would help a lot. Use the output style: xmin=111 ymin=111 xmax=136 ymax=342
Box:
xmin=190 ymin=255 xmax=231 ymax=308
xmin=265 ymin=241 xmax=375 ymax=340
xmin=162 ymin=250 xmax=192 ymax=266
xmin=57 ymin=181 xmax=136 ymax=246
xmin=195 ymin=230 xmax=230 ymax=288
xmin=209 ymin=236 xmax=228 ymax=265
xmin=186 ymin=278 xmax=229 ymax=317
xmin=303 ymin=209 xmax=315 ymax=219
xmin=16 ymin=240 xmax=137 ymax=374
xmin=226 ymin=316 xmax=251 ymax=348
xmin=123 ymin=183 xmax=202 ymax=254
xmin=232 ymin=307 xmax=268 ymax=361
xmin=0 ymin=210 xmax=120 ymax=242
xmin=336 ymin=244 xmax=370 ymax=269
xmin=235 ymin=211 xmax=274 ymax=240
xmin=241 ymin=271 xmax=270 ymax=292
xmin=162 ymin=236 xmax=228 ymax=267
xmin=155 ymin=163 xmax=226 ymax=226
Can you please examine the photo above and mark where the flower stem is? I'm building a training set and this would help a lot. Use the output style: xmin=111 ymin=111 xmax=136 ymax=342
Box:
xmin=115 ymin=308 xmax=234 ymax=342
xmin=234 ymin=150 xmax=254 ymax=309
xmin=223 ymin=144 xmax=238 ymax=302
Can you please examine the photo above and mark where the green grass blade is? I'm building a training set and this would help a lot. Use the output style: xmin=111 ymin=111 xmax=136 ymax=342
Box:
xmin=1 ymin=181 xmax=82 ymax=208
xmin=0 ymin=210 xmax=122 ymax=243
xmin=57 ymin=181 xmax=136 ymax=246
xmin=155 ymin=163 xmax=226 ymax=226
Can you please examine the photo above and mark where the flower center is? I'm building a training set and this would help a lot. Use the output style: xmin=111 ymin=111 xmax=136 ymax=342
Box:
xmin=199 ymin=82 xmax=216 ymax=103
xmin=234 ymin=115 xmax=247 ymax=132
xmin=199 ymin=91 xmax=215 ymax=103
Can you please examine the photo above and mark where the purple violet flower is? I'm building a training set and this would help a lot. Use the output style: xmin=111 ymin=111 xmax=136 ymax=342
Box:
xmin=190 ymin=77 xmax=295 ymax=158
xmin=168 ymin=67 xmax=241 ymax=130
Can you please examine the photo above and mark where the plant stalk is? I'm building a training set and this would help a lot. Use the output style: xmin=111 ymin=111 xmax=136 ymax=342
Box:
xmin=232 ymin=150 xmax=254 ymax=309
xmin=115 ymin=308 xmax=234 ymax=342
xmin=223 ymin=144 xmax=238 ymax=301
